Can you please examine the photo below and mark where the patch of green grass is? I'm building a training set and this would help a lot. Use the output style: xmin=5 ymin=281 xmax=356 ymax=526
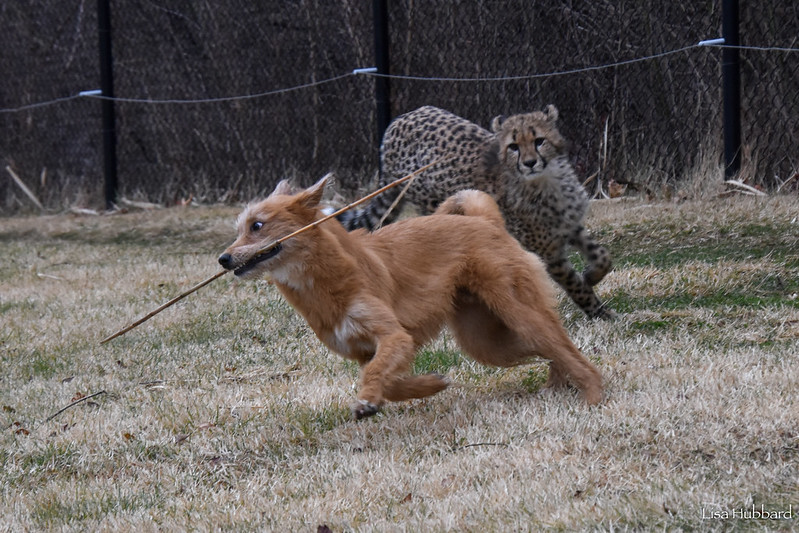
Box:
xmin=31 ymin=488 xmax=164 ymax=528
xmin=17 ymin=442 xmax=79 ymax=479
xmin=288 ymin=404 xmax=350 ymax=444
xmin=628 ymin=319 xmax=673 ymax=333
xmin=412 ymin=347 xmax=464 ymax=375
xmin=0 ymin=299 xmax=36 ymax=314
xmin=610 ymin=220 xmax=799 ymax=270
xmin=17 ymin=348 xmax=67 ymax=381
xmin=608 ymin=289 xmax=799 ymax=315
xmin=521 ymin=366 xmax=549 ymax=393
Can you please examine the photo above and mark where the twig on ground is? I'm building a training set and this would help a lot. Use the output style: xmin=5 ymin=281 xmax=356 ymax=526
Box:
xmin=46 ymin=390 xmax=107 ymax=422
xmin=723 ymin=180 xmax=767 ymax=196
xmin=452 ymin=442 xmax=509 ymax=452
xmin=120 ymin=197 xmax=163 ymax=210
xmin=69 ymin=207 xmax=101 ymax=216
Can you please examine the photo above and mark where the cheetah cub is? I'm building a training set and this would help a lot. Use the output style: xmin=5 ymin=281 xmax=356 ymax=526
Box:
xmin=338 ymin=105 xmax=614 ymax=319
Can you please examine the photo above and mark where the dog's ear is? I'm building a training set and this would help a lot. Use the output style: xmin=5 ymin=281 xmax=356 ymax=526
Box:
xmin=272 ymin=180 xmax=293 ymax=197
xmin=293 ymin=173 xmax=331 ymax=210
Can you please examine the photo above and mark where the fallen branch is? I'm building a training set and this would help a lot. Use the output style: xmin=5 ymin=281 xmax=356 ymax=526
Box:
xmin=100 ymin=161 xmax=440 ymax=344
xmin=46 ymin=390 xmax=107 ymax=422
xmin=776 ymin=172 xmax=798 ymax=193
xmin=120 ymin=197 xmax=163 ymax=210
xmin=6 ymin=166 xmax=45 ymax=211
xmin=724 ymin=179 xmax=767 ymax=196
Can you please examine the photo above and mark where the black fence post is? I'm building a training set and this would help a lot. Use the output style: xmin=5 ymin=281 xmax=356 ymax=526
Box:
xmin=721 ymin=0 xmax=741 ymax=178
xmin=373 ymin=0 xmax=391 ymax=146
xmin=98 ymin=0 xmax=118 ymax=209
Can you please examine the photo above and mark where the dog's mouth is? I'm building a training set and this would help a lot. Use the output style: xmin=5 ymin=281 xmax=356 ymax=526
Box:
xmin=233 ymin=242 xmax=283 ymax=276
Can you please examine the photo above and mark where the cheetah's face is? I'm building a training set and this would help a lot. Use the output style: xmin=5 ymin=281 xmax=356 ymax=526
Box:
xmin=491 ymin=105 xmax=567 ymax=181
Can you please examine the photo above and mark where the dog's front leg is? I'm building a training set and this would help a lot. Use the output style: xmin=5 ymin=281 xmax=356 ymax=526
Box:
xmin=353 ymin=330 xmax=415 ymax=420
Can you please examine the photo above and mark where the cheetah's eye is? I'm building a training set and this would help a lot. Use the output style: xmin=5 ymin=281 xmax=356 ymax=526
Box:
xmin=507 ymin=143 xmax=519 ymax=152
xmin=534 ymin=138 xmax=545 ymax=149
xmin=251 ymin=221 xmax=263 ymax=232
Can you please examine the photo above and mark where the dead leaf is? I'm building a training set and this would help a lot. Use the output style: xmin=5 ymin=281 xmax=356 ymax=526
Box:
xmin=608 ymin=179 xmax=627 ymax=198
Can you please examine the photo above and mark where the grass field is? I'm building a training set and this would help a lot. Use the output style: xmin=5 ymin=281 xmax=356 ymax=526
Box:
xmin=1 ymin=190 xmax=798 ymax=531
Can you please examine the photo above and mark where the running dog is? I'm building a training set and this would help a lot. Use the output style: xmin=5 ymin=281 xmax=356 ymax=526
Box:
xmin=218 ymin=176 xmax=603 ymax=419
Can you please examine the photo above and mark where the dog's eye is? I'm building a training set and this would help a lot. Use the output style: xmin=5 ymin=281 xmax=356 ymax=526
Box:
xmin=251 ymin=221 xmax=263 ymax=232
xmin=507 ymin=143 xmax=519 ymax=152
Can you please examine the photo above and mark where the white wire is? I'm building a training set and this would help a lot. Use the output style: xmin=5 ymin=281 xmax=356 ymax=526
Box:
xmin=84 ymin=72 xmax=354 ymax=105
xmin=0 ymin=94 xmax=84 ymax=114
xmin=0 ymin=43 xmax=796 ymax=113
xmin=0 ymin=72 xmax=354 ymax=113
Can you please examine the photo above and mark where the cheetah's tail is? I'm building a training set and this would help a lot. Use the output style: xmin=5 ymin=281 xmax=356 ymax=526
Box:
xmin=336 ymin=182 xmax=405 ymax=232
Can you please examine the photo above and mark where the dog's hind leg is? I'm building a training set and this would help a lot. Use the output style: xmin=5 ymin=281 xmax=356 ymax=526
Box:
xmin=507 ymin=308 xmax=602 ymax=405
xmin=451 ymin=290 xmax=603 ymax=405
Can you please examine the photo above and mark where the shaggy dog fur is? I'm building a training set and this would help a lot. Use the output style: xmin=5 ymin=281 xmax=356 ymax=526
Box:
xmin=219 ymin=177 xmax=603 ymax=419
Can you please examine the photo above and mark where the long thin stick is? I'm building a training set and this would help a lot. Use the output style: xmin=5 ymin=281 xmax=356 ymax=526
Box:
xmin=100 ymin=270 xmax=227 ymax=344
xmin=100 ymin=160 xmax=438 ymax=344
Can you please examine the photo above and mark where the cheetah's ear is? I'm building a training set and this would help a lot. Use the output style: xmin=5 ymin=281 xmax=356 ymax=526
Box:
xmin=490 ymin=114 xmax=507 ymax=133
xmin=543 ymin=104 xmax=559 ymax=122
xmin=271 ymin=179 xmax=294 ymax=197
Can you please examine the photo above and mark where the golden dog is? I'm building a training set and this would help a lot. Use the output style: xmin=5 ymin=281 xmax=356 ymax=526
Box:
xmin=218 ymin=176 xmax=603 ymax=419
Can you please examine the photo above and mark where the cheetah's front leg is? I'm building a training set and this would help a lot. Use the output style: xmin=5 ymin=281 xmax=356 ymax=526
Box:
xmin=545 ymin=254 xmax=614 ymax=320
xmin=571 ymin=226 xmax=613 ymax=287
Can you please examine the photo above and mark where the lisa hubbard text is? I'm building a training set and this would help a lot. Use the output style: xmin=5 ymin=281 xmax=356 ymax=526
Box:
xmin=702 ymin=504 xmax=793 ymax=520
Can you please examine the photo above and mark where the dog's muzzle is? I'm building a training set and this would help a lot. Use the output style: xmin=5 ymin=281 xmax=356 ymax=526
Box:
xmin=218 ymin=243 xmax=283 ymax=277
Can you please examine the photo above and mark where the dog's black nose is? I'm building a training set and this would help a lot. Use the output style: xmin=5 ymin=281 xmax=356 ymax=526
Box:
xmin=218 ymin=253 xmax=232 ymax=269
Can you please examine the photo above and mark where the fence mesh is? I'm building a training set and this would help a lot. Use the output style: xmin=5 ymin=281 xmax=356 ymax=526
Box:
xmin=1 ymin=1 xmax=797 ymax=213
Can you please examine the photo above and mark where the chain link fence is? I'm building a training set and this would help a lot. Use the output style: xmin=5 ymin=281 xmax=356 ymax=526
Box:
xmin=1 ymin=1 xmax=797 ymax=213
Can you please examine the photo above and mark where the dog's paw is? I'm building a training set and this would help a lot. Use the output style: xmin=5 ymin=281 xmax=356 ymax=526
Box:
xmin=352 ymin=399 xmax=381 ymax=420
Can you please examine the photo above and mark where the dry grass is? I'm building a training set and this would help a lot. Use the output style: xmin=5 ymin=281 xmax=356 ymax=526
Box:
xmin=1 ymin=191 xmax=798 ymax=532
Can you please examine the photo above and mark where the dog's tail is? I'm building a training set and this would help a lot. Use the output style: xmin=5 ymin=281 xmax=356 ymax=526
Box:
xmin=434 ymin=190 xmax=506 ymax=228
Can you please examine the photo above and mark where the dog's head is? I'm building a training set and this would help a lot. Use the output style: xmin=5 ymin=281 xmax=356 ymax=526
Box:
xmin=218 ymin=175 xmax=329 ymax=282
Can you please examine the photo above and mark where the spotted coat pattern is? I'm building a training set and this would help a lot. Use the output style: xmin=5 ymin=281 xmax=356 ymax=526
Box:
xmin=338 ymin=106 xmax=614 ymax=318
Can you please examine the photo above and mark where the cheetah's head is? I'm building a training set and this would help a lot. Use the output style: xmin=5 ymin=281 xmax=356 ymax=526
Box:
xmin=490 ymin=104 xmax=567 ymax=181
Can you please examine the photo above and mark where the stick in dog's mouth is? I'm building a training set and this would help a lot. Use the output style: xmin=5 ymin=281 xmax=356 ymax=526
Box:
xmin=232 ymin=242 xmax=283 ymax=276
